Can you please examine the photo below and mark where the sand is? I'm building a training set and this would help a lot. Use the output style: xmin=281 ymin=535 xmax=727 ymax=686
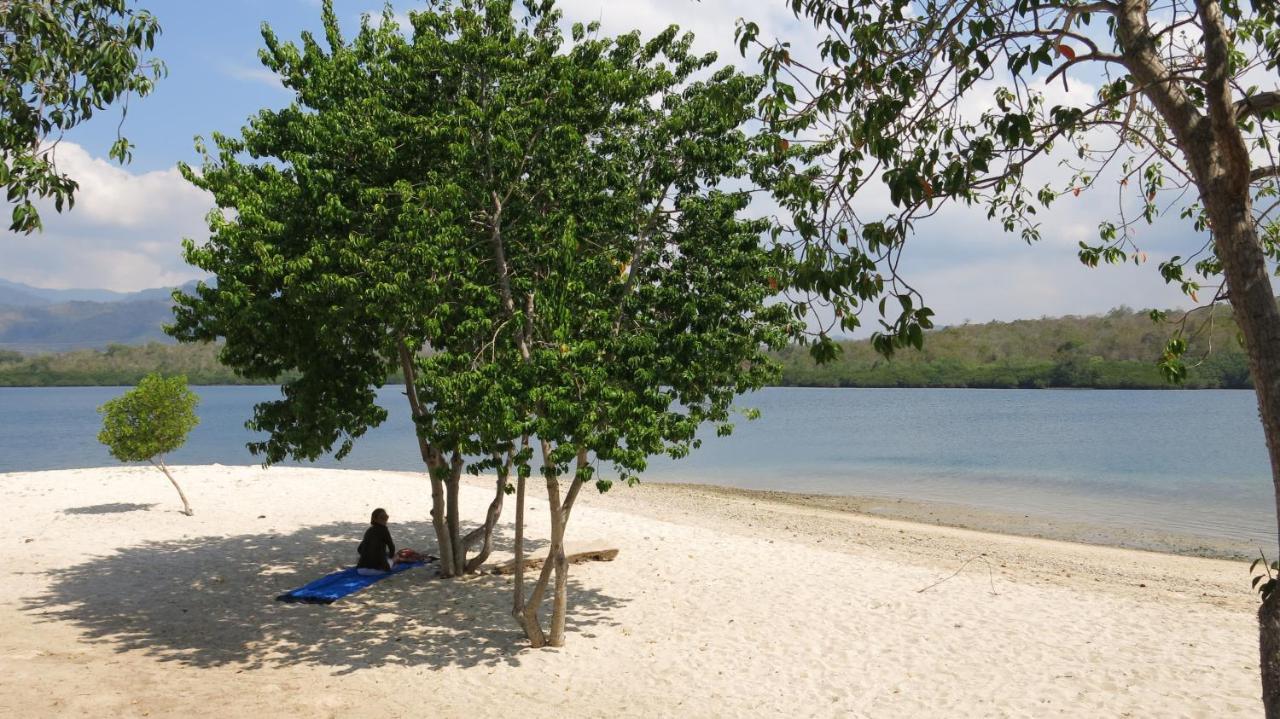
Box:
xmin=0 ymin=465 xmax=1262 ymax=717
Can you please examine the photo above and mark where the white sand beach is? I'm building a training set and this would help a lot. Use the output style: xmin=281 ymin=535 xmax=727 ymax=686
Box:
xmin=0 ymin=465 xmax=1262 ymax=717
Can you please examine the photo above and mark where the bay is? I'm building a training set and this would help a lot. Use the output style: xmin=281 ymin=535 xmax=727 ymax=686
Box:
xmin=0 ymin=385 xmax=1272 ymax=551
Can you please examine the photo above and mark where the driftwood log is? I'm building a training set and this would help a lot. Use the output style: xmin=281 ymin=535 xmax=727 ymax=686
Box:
xmin=488 ymin=545 xmax=619 ymax=575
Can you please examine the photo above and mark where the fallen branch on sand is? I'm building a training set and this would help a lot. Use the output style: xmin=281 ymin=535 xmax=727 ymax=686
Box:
xmin=488 ymin=546 xmax=619 ymax=576
xmin=916 ymin=553 xmax=999 ymax=596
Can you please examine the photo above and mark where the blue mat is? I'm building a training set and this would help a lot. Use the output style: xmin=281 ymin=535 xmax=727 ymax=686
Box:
xmin=276 ymin=561 xmax=430 ymax=604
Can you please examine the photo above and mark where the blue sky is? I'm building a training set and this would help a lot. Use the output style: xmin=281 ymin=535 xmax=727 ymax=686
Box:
xmin=1 ymin=0 xmax=1209 ymax=330
xmin=61 ymin=0 xmax=387 ymax=173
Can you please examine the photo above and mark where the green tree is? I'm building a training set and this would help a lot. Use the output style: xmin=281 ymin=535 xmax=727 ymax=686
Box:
xmin=1 ymin=0 xmax=164 ymax=233
xmin=477 ymin=56 xmax=790 ymax=642
xmin=739 ymin=0 xmax=1280 ymax=708
xmin=97 ymin=372 xmax=199 ymax=515
xmin=171 ymin=0 xmax=491 ymax=577
xmin=169 ymin=0 xmax=792 ymax=647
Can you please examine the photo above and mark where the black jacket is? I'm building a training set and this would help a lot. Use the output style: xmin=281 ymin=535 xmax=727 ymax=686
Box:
xmin=357 ymin=523 xmax=395 ymax=570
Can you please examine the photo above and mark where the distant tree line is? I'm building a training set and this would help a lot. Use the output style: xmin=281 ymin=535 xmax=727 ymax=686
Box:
xmin=776 ymin=306 xmax=1252 ymax=389
xmin=0 ymin=343 xmax=255 ymax=386
xmin=0 ymin=306 xmax=1253 ymax=389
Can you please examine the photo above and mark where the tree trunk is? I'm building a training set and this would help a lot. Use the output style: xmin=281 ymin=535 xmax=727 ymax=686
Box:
xmin=464 ymin=460 xmax=507 ymax=573
xmin=1209 ymin=205 xmax=1280 ymax=717
xmin=518 ymin=472 xmax=561 ymax=648
xmin=1263 ymin=592 xmax=1280 ymax=716
xmin=548 ymin=453 xmax=588 ymax=646
xmin=151 ymin=458 xmax=192 ymax=516
xmin=397 ymin=340 xmax=457 ymax=577
xmin=1210 ymin=213 xmax=1280 ymax=534
xmin=427 ymin=458 xmax=456 ymax=577
xmin=511 ymin=448 xmax=590 ymax=648
xmin=548 ymin=539 xmax=570 ymax=647
xmin=511 ymin=463 xmax=532 ymax=638
xmin=544 ymin=472 xmax=568 ymax=647
xmin=446 ymin=453 xmax=465 ymax=576
xmin=520 ymin=543 xmax=556 ymax=647
xmin=1115 ymin=3 xmax=1280 ymax=708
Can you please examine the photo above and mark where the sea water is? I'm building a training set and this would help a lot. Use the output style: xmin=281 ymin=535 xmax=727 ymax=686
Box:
xmin=0 ymin=385 xmax=1271 ymax=550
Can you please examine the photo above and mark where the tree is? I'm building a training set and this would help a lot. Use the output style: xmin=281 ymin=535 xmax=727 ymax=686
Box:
xmin=97 ymin=372 xmax=199 ymax=515
xmin=170 ymin=0 xmax=500 ymax=578
xmin=1 ymin=0 xmax=164 ymax=233
xmin=738 ymin=0 xmax=1280 ymax=709
xmin=169 ymin=0 xmax=792 ymax=647
xmin=375 ymin=2 xmax=792 ymax=646
xmin=478 ymin=50 xmax=790 ymax=643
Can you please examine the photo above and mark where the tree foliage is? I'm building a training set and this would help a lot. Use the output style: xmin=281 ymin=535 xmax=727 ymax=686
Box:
xmin=169 ymin=0 xmax=792 ymax=645
xmin=739 ymin=0 xmax=1279 ymax=365
xmin=97 ymin=371 xmax=198 ymax=461
xmin=742 ymin=0 xmax=1280 ymax=710
xmin=97 ymin=371 xmax=199 ymax=515
xmin=1 ymin=0 xmax=165 ymax=233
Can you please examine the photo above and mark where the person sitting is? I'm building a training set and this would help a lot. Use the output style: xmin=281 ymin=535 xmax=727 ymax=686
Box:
xmin=356 ymin=507 xmax=396 ymax=576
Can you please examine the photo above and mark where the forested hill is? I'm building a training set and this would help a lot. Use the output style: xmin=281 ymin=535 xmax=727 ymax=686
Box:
xmin=0 ymin=343 xmax=256 ymax=386
xmin=0 ymin=306 xmax=1255 ymax=389
xmin=775 ymin=306 xmax=1252 ymax=389
xmin=0 ymin=280 xmax=200 ymax=353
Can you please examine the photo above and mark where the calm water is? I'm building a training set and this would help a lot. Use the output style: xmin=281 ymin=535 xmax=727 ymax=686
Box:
xmin=0 ymin=385 xmax=1273 ymax=549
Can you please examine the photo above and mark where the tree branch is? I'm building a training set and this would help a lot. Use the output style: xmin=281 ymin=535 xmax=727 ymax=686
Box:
xmin=396 ymin=334 xmax=439 ymax=467
xmin=1113 ymin=0 xmax=1202 ymax=147
xmin=1045 ymin=52 xmax=1126 ymax=85
xmin=1235 ymin=91 xmax=1280 ymax=121
xmin=1196 ymin=0 xmax=1238 ymax=129
xmin=1023 ymin=1 xmax=1119 ymax=13
xmin=1252 ymin=165 xmax=1280 ymax=183
xmin=1195 ymin=0 xmax=1251 ymax=183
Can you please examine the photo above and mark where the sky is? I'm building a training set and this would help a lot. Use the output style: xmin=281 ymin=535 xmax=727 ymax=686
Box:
xmin=0 ymin=0 xmax=1211 ymax=331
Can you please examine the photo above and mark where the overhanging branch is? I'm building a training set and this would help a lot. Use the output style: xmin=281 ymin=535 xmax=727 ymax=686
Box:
xmin=1252 ymin=165 xmax=1280 ymax=183
xmin=1235 ymin=91 xmax=1280 ymax=121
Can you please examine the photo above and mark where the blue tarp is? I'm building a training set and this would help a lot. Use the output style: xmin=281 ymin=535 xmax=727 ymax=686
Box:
xmin=276 ymin=561 xmax=430 ymax=604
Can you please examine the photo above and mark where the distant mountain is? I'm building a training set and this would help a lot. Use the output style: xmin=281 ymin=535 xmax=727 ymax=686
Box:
xmin=0 ymin=277 xmax=201 ymax=307
xmin=0 ymin=278 xmax=127 ymax=305
xmin=0 ymin=282 xmax=49 ymax=307
xmin=0 ymin=278 xmax=203 ymax=352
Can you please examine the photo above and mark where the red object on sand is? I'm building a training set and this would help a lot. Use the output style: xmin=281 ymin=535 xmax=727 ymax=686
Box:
xmin=396 ymin=548 xmax=425 ymax=563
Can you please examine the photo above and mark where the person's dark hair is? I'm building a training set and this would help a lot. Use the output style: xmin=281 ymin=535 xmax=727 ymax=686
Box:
xmin=371 ymin=508 xmax=388 ymax=524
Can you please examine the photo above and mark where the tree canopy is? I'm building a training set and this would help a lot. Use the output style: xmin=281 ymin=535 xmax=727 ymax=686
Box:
xmin=97 ymin=372 xmax=199 ymax=515
xmin=740 ymin=0 xmax=1280 ymax=710
xmin=97 ymin=371 xmax=198 ymax=462
xmin=1 ymin=0 xmax=164 ymax=233
xmin=170 ymin=0 xmax=792 ymax=645
xmin=739 ymin=0 xmax=1279 ymax=366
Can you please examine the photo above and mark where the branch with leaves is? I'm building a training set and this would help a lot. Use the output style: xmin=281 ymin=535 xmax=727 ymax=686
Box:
xmin=1 ymin=0 xmax=164 ymax=233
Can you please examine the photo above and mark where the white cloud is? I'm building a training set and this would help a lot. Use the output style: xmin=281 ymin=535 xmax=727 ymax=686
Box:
xmin=224 ymin=63 xmax=285 ymax=89
xmin=0 ymin=1 xmax=1235 ymax=326
xmin=902 ymin=247 xmax=1196 ymax=331
xmin=556 ymin=0 xmax=815 ymax=69
xmin=1 ymin=142 xmax=212 ymax=291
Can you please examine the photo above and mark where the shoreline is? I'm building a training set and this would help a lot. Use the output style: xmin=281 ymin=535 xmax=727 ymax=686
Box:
xmin=1 ymin=464 xmax=1260 ymax=560
xmin=628 ymin=481 xmax=1263 ymax=561
xmin=464 ymin=470 xmax=1265 ymax=562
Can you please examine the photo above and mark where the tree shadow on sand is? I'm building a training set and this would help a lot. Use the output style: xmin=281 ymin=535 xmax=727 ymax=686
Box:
xmin=62 ymin=502 xmax=158 ymax=515
xmin=22 ymin=520 xmax=624 ymax=673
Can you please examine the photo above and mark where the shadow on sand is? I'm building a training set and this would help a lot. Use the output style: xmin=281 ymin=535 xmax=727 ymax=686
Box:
xmin=62 ymin=503 xmax=158 ymax=515
xmin=22 ymin=521 xmax=624 ymax=673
